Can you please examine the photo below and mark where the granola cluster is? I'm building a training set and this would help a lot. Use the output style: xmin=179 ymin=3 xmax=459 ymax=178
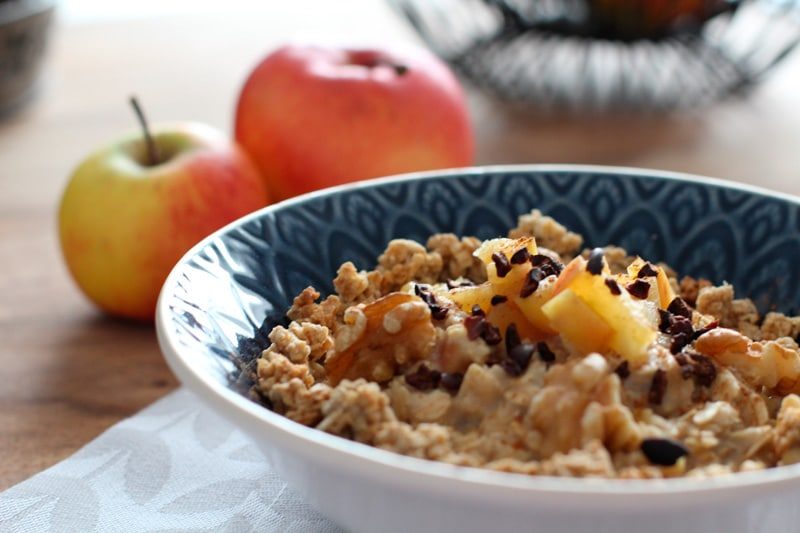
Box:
xmin=244 ymin=210 xmax=800 ymax=479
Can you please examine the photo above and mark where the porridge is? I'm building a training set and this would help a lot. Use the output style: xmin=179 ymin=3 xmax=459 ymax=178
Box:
xmin=235 ymin=210 xmax=800 ymax=479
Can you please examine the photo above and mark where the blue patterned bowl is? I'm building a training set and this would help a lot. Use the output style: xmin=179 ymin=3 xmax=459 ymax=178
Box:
xmin=156 ymin=165 xmax=800 ymax=533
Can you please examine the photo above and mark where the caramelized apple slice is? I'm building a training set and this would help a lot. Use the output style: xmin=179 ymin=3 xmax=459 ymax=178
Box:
xmin=625 ymin=258 xmax=675 ymax=308
xmin=449 ymin=282 xmax=543 ymax=340
xmin=486 ymin=299 xmax=545 ymax=342
xmin=474 ymin=237 xmax=537 ymax=264
xmin=567 ymin=270 xmax=656 ymax=364
xmin=474 ymin=237 xmax=538 ymax=295
xmin=551 ymin=256 xmax=586 ymax=297
xmin=448 ymin=283 xmax=494 ymax=314
xmin=541 ymin=288 xmax=614 ymax=355
xmin=655 ymin=268 xmax=676 ymax=309
xmin=513 ymin=275 xmax=558 ymax=335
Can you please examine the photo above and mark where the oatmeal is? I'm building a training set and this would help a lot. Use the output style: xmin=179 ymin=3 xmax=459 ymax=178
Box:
xmin=238 ymin=210 xmax=800 ymax=479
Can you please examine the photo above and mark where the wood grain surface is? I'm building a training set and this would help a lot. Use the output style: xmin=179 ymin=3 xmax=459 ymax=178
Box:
xmin=1 ymin=1 xmax=799 ymax=490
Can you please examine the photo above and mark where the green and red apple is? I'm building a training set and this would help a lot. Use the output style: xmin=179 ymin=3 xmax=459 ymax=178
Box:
xmin=235 ymin=44 xmax=474 ymax=200
xmin=59 ymin=112 xmax=270 ymax=321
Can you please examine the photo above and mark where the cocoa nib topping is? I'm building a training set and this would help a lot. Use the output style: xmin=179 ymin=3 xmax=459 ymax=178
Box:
xmin=510 ymin=343 xmax=535 ymax=369
xmin=692 ymin=356 xmax=717 ymax=387
xmin=505 ymin=324 xmax=521 ymax=353
xmin=649 ymin=369 xmax=667 ymax=405
xmin=492 ymin=252 xmax=512 ymax=278
xmin=519 ymin=268 xmax=546 ymax=298
xmin=510 ymin=247 xmax=530 ymax=264
xmin=640 ymin=437 xmax=689 ymax=466
xmin=587 ymin=248 xmax=605 ymax=275
xmin=626 ymin=279 xmax=651 ymax=299
xmin=464 ymin=315 xmax=484 ymax=340
xmin=405 ymin=364 xmax=441 ymax=391
xmin=674 ymin=350 xmax=717 ymax=387
xmin=658 ymin=309 xmax=672 ymax=333
xmin=670 ymin=332 xmax=693 ymax=354
xmin=530 ymin=254 xmax=564 ymax=277
xmin=637 ymin=263 xmax=659 ymax=278
xmin=665 ymin=315 xmax=694 ymax=354
xmin=502 ymin=324 xmax=545 ymax=376
xmin=491 ymin=294 xmax=508 ymax=306
xmin=667 ymin=297 xmax=692 ymax=320
xmin=414 ymin=283 xmax=448 ymax=320
xmin=464 ymin=314 xmax=501 ymax=345
xmin=659 ymin=305 xmax=704 ymax=354
xmin=503 ymin=343 xmax=535 ymax=377
xmin=605 ymin=278 xmax=621 ymax=295
xmin=440 ymin=372 xmax=464 ymax=393
xmin=667 ymin=316 xmax=693 ymax=338
xmin=537 ymin=342 xmax=556 ymax=363
xmin=614 ymin=360 xmax=630 ymax=379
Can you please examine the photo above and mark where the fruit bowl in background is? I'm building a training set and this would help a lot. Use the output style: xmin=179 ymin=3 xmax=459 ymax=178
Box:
xmin=389 ymin=0 xmax=800 ymax=110
xmin=157 ymin=165 xmax=800 ymax=533
xmin=0 ymin=0 xmax=54 ymax=114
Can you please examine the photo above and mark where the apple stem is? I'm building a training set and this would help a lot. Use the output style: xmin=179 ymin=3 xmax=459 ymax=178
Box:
xmin=129 ymin=96 xmax=161 ymax=166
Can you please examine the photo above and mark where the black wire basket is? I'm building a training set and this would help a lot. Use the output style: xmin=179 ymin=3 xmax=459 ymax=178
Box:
xmin=389 ymin=0 xmax=800 ymax=110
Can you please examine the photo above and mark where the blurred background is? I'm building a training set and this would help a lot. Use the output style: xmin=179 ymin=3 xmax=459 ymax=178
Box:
xmin=2 ymin=0 xmax=800 ymax=196
xmin=1 ymin=0 xmax=799 ymax=490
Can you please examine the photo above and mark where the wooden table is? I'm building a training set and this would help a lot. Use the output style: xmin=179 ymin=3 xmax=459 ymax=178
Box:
xmin=1 ymin=1 xmax=799 ymax=491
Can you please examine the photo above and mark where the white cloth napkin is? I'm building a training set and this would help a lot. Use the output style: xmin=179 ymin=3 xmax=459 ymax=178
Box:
xmin=0 ymin=389 xmax=343 ymax=532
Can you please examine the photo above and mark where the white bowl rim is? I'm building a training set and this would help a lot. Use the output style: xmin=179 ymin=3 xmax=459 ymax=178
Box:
xmin=156 ymin=163 xmax=800 ymax=499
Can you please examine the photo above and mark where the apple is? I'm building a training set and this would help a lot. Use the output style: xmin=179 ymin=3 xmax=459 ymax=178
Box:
xmin=234 ymin=44 xmax=474 ymax=201
xmin=59 ymin=98 xmax=270 ymax=321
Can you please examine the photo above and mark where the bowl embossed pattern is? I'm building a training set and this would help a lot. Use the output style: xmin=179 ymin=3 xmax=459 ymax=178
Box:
xmin=157 ymin=166 xmax=800 ymax=533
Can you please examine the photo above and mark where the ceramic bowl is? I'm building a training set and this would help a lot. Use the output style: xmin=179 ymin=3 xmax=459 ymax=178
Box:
xmin=156 ymin=165 xmax=800 ymax=533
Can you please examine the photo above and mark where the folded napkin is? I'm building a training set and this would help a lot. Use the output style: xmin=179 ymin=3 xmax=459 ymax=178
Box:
xmin=0 ymin=389 xmax=343 ymax=532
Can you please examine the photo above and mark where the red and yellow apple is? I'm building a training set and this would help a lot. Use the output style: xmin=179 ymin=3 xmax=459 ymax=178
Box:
xmin=235 ymin=44 xmax=474 ymax=200
xmin=59 ymin=122 xmax=270 ymax=321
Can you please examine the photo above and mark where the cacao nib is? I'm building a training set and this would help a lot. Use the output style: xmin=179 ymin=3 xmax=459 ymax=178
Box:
xmin=626 ymin=279 xmax=651 ymax=300
xmin=537 ymin=342 xmax=556 ymax=363
xmin=405 ymin=364 xmax=441 ymax=391
xmin=614 ymin=360 xmax=630 ymax=379
xmin=505 ymin=323 xmax=521 ymax=353
xmin=490 ymin=295 xmax=508 ymax=306
xmin=510 ymin=247 xmax=530 ymax=264
xmin=658 ymin=309 xmax=673 ymax=333
xmin=519 ymin=268 xmax=544 ymax=298
xmin=641 ymin=438 xmax=689 ymax=466
xmin=492 ymin=252 xmax=512 ymax=278
xmin=667 ymin=297 xmax=693 ymax=320
xmin=586 ymin=248 xmax=605 ymax=275
xmin=464 ymin=315 xmax=484 ymax=340
xmin=508 ymin=342 xmax=535 ymax=372
xmin=481 ymin=323 xmax=502 ymax=346
xmin=440 ymin=372 xmax=464 ymax=393
xmin=605 ymin=278 xmax=621 ymax=295
xmin=637 ymin=262 xmax=659 ymax=278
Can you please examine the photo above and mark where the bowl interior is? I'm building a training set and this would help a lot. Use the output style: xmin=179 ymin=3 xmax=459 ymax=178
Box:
xmin=161 ymin=166 xmax=800 ymax=392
